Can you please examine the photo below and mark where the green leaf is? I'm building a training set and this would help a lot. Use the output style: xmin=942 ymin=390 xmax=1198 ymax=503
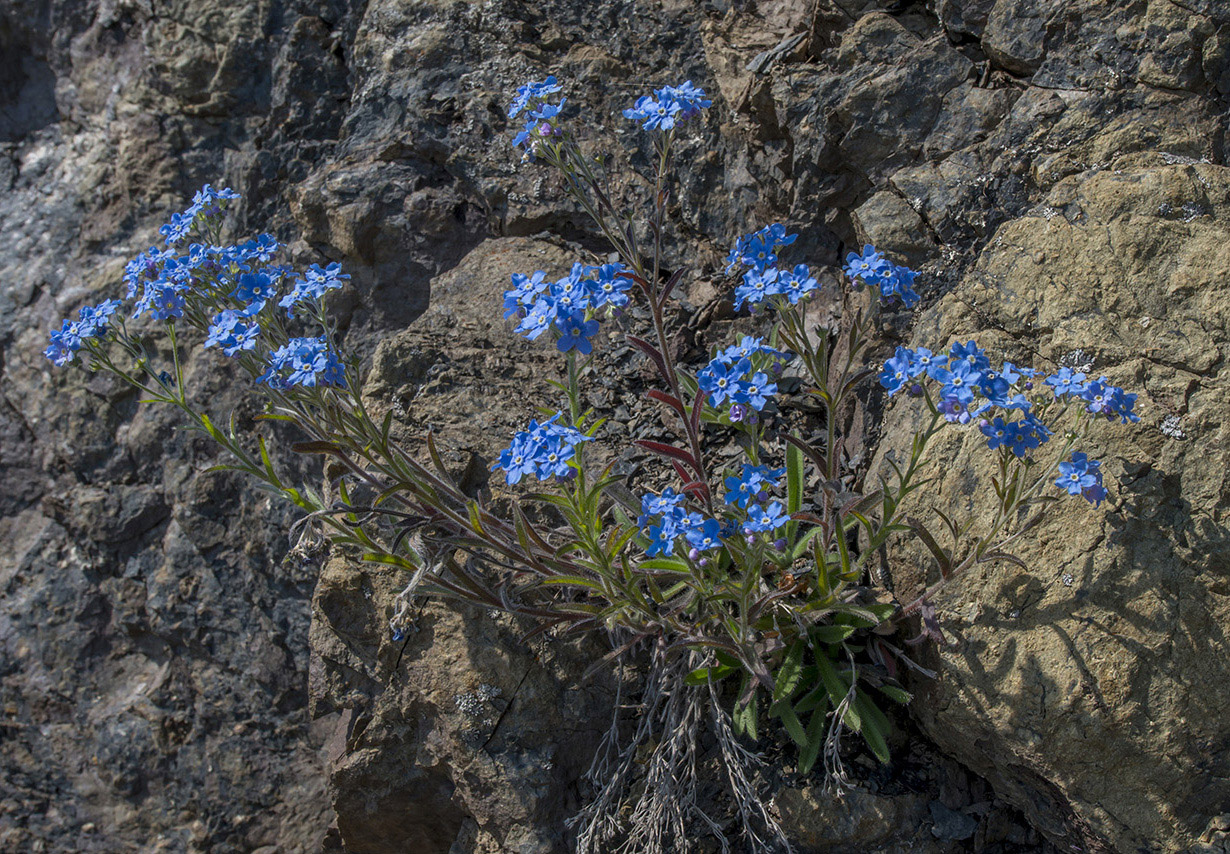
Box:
xmin=853 ymin=694 xmax=891 ymax=762
xmin=878 ymin=685 xmax=913 ymax=705
xmin=684 ymin=663 xmax=737 ymax=687
xmin=771 ymin=700 xmax=807 ymax=747
xmin=636 ymin=557 xmax=692 ymax=574
xmin=793 ymin=684 xmax=830 ymax=715
xmin=786 ymin=440 xmax=805 ymax=517
xmin=733 ymin=679 xmax=759 ymax=741
xmin=797 ymin=707 xmax=828 ymax=774
xmin=810 ymin=624 xmax=857 ymax=645
xmin=814 ymin=648 xmax=851 ymax=711
xmin=466 ymin=500 xmax=484 ymax=535
xmin=773 ymin=641 xmax=806 ymax=703
xmin=538 ymin=575 xmax=607 ymax=592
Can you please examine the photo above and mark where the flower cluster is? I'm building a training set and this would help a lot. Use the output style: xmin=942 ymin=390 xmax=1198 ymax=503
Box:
xmin=279 ymin=263 xmax=351 ymax=317
xmin=1045 ymin=368 xmax=1139 ymax=423
xmin=623 ymin=81 xmax=712 ymax=131
xmin=636 ymin=464 xmax=791 ymax=560
xmin=725 ymin=225 xmax=819 ymax=312
xmin=1055 ymin=451 xmax=1107 ymax=505
xmin=158 ymin=184 xmax=240 ymax=246
xmin=844 ymin=245 xmax=921 ymax=308
xmin=636 ymin=490 xmax=732 ymax=558
xmin=698 ymin=337 xmax=790 ymax=418
xmin=725 ymin=223 xmax=797 ymax=273
xmin=881 ymin=337 xmax=1139 ymax=504
xmin=881 ymin=341 xmax=1034 ymax=423
xmin=46 ymin=185 xmax=356 ymax=396
xmin=205 ymin=310 xmax=261 ymax=357
xmin=503 ymin=262 xmax=634 ymax=354
xmin=257 ymin=337 xmax=347 ymax=390
xmin=494 ymin=414 xmax=592 ymax=484
xmin=44 ymin=299 xmax=123 ymax=366
xmin=724 ymin=464 xmax=789 ymax=536
xmin=510 ymin=77 xmax=566 ymax=152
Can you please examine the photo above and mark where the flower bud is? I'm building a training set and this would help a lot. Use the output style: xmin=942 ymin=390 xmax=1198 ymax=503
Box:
xmin=688 ymin=548 xmax=700 ymax=561
xmin=773 ymin=538 xmax=786 ymax=551
xmin=698 ymin=558 xmax=708 ymax=567
xmin=729 ymin=404 xmax=746 ymax=423
xmin=908 ymin=383 xmax=923 ymax=397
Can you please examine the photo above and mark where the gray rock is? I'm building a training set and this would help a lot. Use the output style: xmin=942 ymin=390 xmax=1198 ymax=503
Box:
xmin=3 ymin=0 xmax=1227 ymax=850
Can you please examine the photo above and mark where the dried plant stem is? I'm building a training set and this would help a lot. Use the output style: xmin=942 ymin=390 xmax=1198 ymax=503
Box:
xmin=570 ymin=644 xmax=795 ymax=854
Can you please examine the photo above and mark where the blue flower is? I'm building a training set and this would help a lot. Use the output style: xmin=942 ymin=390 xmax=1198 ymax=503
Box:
xmin=718 ymin=336 xmax=789 ymax=365
xmin=509 ymin=77 xmax=563 ymax=118
xmin=624 ymin=82 xmax=711 ymax=131
xmin=933 ymin=360 xmax=982 ymax=404
xmin=643 ymin=523 xmax=677 ymax=557
xmin=685 ymin=517 xmax=723 ymax=552
xmin=723 ymin=464 xmax=784 ymax=509
xmin=1104 ymin=386 xmax=1139 ymax=424
xmin=1006 ymin=414 xmax=1052 ymax=457
xmin=735 ymin=371 xmax=777 ymax=411
xmin=875 ymin=263 xmax=921 ymax=307
xmin=1045 ymin=367 xmax=1088 ymax=397
xmin=726 ymin=224 xmax=797 ymax=273
xmin=908 ymin=348 xmax=939 ymax=378
xmin=980 ymin=416 xmax=1012 ymax=451
xmin=133 ymin=280 xmax=189 ymax=320
xmin=493 ymin=414 xmax=591 ymax=485
xmin=743 ymin=502 xmax=789 ymax=534
xmin=733 ymin=267 xmax=781 ymax=311
xmin=698 ymin=357 xmax=750 ymax=406
xmin=512 ymin=97 xmax=567 ymax=151
xmin=159 ymin=212 xmax=196 ymax=246
xmin=232 ymin=271 xmax=278 ymax=313
xmin=234 ymin=234 xmax=280 ymax=263
xmin=844 ymin=245 xmax=889 ymax=282
xmin=188 ymin=184 xmax=240 ymax=216
xmin=949 ymin=341 xmax=991 ymax=372
xmin=586 ymin=264 xmax=634 ymax=308
xmin=279 ymin=263 xmax=349 ymax=316
xmin=77 ymin=299 xmax=123 ymax=338
xmin=258 ymin=337 xmax=346 ymax=389
xmin=556 ymin=310 xmax=600 ymax=354
xmin=504 ymin=271 xmax=549 ymax=318
xmin=779 ymin=264 xmax=819 ymax=304
xmin=880 ymin=347 xmax=914 ymax=395
xmin=639 ymin=488 xmax=687 ymax=526
xmin=205 ymin=310 xmax=261 ymax=357
xmin=657 ymin=81 xmax=712 ymax=119
xmin=1055 ymin=451 xmax=1103 ymax=500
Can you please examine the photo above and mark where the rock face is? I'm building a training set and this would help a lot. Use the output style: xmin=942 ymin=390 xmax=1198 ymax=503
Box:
xmin=874 ymin=159 xmax=1230 ymax=853
xmin=2 ymin=0 xmax=1228 ymax=851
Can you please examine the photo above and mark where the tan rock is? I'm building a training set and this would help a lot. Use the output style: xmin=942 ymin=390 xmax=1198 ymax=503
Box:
xmin=874 ymin=160 xmax=1230 ymax=851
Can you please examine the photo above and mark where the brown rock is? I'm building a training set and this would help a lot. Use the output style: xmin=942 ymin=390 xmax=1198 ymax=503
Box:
xmin=873 ymin=159 xmax=1230 ymax=851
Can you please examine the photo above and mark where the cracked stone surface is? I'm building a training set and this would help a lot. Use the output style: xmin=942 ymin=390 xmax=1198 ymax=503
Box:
xmin=873 ymin=158 xmax=1230 ymax=852
xmin=1 ymin=0 xmax=1227 ymax=850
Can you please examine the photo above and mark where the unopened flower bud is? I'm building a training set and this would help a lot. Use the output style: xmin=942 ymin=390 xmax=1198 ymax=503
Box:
xmin=688 ymin=548 xmax=700 ymax=561
xmin=729 ymin=404 xmax=746 ymax=423
xmin=908 ymin=383 xmax=924 ymax=397
xmin=978 ymin=418 xmax=990 ymax=428
xmin=698 ymin=558 xmax=708 ymax=567
xmin=1024 ymin=381 xmax=1034 ymax=390
xmin=773 ymin=538 xmax=786 ymax=551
